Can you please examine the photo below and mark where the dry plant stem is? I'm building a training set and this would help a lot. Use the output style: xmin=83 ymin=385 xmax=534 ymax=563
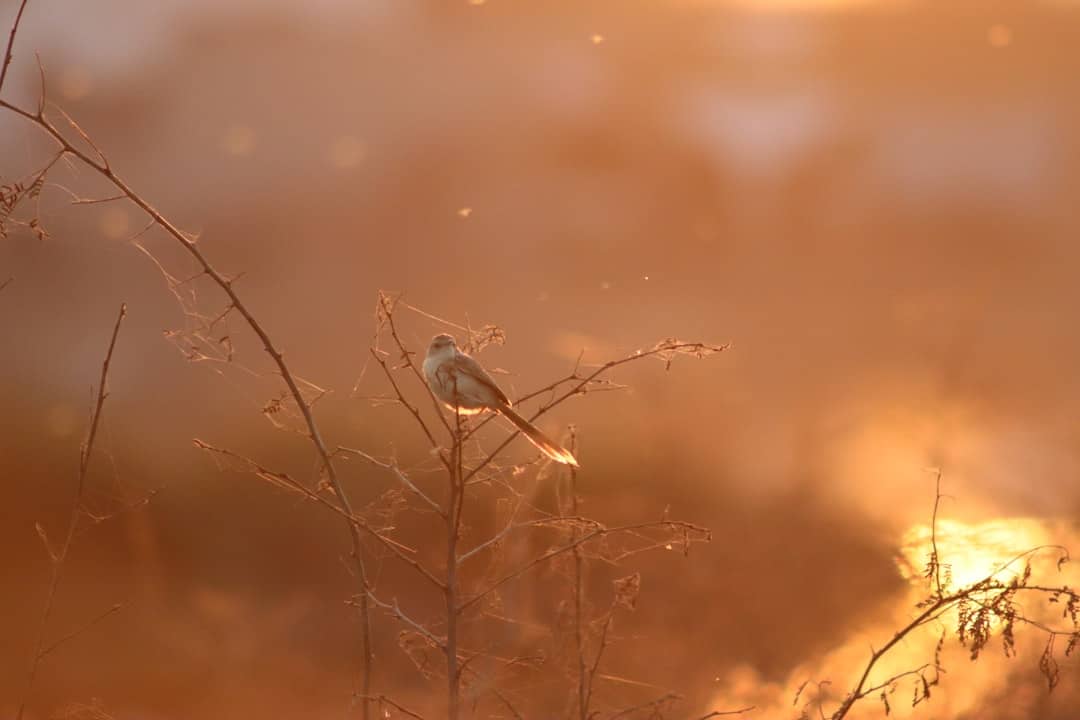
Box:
xmin=608 ymin=692 xmax=680 ymax=720
xmin=586 ymin=616 xmax=614 ymax=714
xmin=36 ymin=603 xmax=123 ymax=660
xmin=370 ymin=348 xmax=453 ymax=475
xmin=381 ymin=293 xmax=452 ymax=436
xmin=458 ymin=519 xmax=708 ymax=614
xmin=566 ymin=433 xmax=590 ymax=720
xmin=929 ymin=469 xmax=944 ymax=596
xmin=337 ymin=445 xmax=446 ymax=517
xmin=356 ymin=695 xmax=426 ymax=720
xmin=445 ymin=378 xmax=464 ymax=720
xmin=829 ymin=596 xmax=950 ymax=720
xmin=1 ymin=44 xmax=374 ymax=713
xmin=194 ymin=440 xmax=445 ymax=591
xmin=694 ymin=708 xmax=756 ymax=719
xmin=16 ymin=303 xmax=126 ymax=720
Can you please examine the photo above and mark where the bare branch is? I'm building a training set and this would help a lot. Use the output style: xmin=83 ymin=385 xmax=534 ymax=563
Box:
xmin=194 ymin=440 xmax=445 ymax=592
xmin=464 ymin=339 xmax=728 ymax=483
xmin=370 ymin=347 xmax=452 ymax=472
xmin=355 ymin=594 xmax=446 ymax=651
xmin=693 ymin=708 xmax=757 ymax=720
xmin=458 ymin=520 xmax=710 ymax=614
xmin=379 ymin=292 xmax=453 ymax=436
xmin=37 ymin=603 xmax=123 ymax=660
xmin=337 ymin=445 xmax=446 ymax=517
xmin=354 ymin=695 xmax=426 ymax=720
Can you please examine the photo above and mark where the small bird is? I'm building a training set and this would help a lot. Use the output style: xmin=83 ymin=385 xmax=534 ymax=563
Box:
xmin=422 ymin=333 xmax=579 ymax=467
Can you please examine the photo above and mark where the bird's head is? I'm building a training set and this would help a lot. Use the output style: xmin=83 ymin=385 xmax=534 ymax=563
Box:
xmin=428 ymin=333 xmax=457 ymax=356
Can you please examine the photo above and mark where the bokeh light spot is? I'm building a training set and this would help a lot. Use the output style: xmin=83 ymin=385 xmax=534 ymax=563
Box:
xmin=100 ymin=207 xmax=131 ymax=240
xmin=222 ymin=124 xmax=257 ymax=156
xmin=328 ymin=135 xmax=366 ymax=169
xmin=988 ymin=24 xmax=1013 ymax=48
xmin=59 ymin=66 xmax=94 ymax=101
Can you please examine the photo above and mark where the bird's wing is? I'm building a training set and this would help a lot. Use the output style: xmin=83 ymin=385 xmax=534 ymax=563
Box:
xmin=451 ymin=352 xmax=511 ymax=407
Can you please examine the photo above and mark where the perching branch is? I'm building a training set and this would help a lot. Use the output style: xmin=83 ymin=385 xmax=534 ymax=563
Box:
xmin=463 ymin=339 xmax=728 ymax=483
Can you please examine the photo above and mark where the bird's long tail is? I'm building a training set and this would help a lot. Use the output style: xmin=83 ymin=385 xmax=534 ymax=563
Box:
xmin=497 ymin=404 xmax=579 ymax=467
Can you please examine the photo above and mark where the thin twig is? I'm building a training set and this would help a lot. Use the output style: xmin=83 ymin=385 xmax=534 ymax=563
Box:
xmin=458 ymin=520 xmax=710 ymax=614
xmin=357 ymin=594 xmax=446 ymax=651
xmin=370 ymin=347 xmax=452 ymax=474
xmin=566 ymin=430 xmax=590 ymax=720
xmin=194 ymin=440 xmax=445 ymax=592
xmin=37 ymin=603 xmax=124 ymax=659
xmin=0 ymin=0 xmax=30 ymax=95
xmin=16 ymin=303 xmax=126 ymax=720
xmin=445 ymin=373 xmax=464 ymax=720
xmin=355 ymin=695 xmax=426 ymax=720
xmin=337 ymin=445 xmax=446 ymax=517
xmin=381 ymin=292 xmax=452 ymax=436
xmin=463 ymin=341 xmax=728 ymax=483
xmin=692 ymin=707 xmax=756 ymax=719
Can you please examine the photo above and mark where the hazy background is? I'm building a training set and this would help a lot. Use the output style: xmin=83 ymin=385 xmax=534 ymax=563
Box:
xmin=3 ymin=0 xmax=1080 ymax=717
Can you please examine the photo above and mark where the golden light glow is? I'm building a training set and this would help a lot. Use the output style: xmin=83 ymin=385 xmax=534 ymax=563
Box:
xmin=714 ymin=517 xmax=1072 ymax=718
xmin=898 ymin=517 xmax=1050 ymax=589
